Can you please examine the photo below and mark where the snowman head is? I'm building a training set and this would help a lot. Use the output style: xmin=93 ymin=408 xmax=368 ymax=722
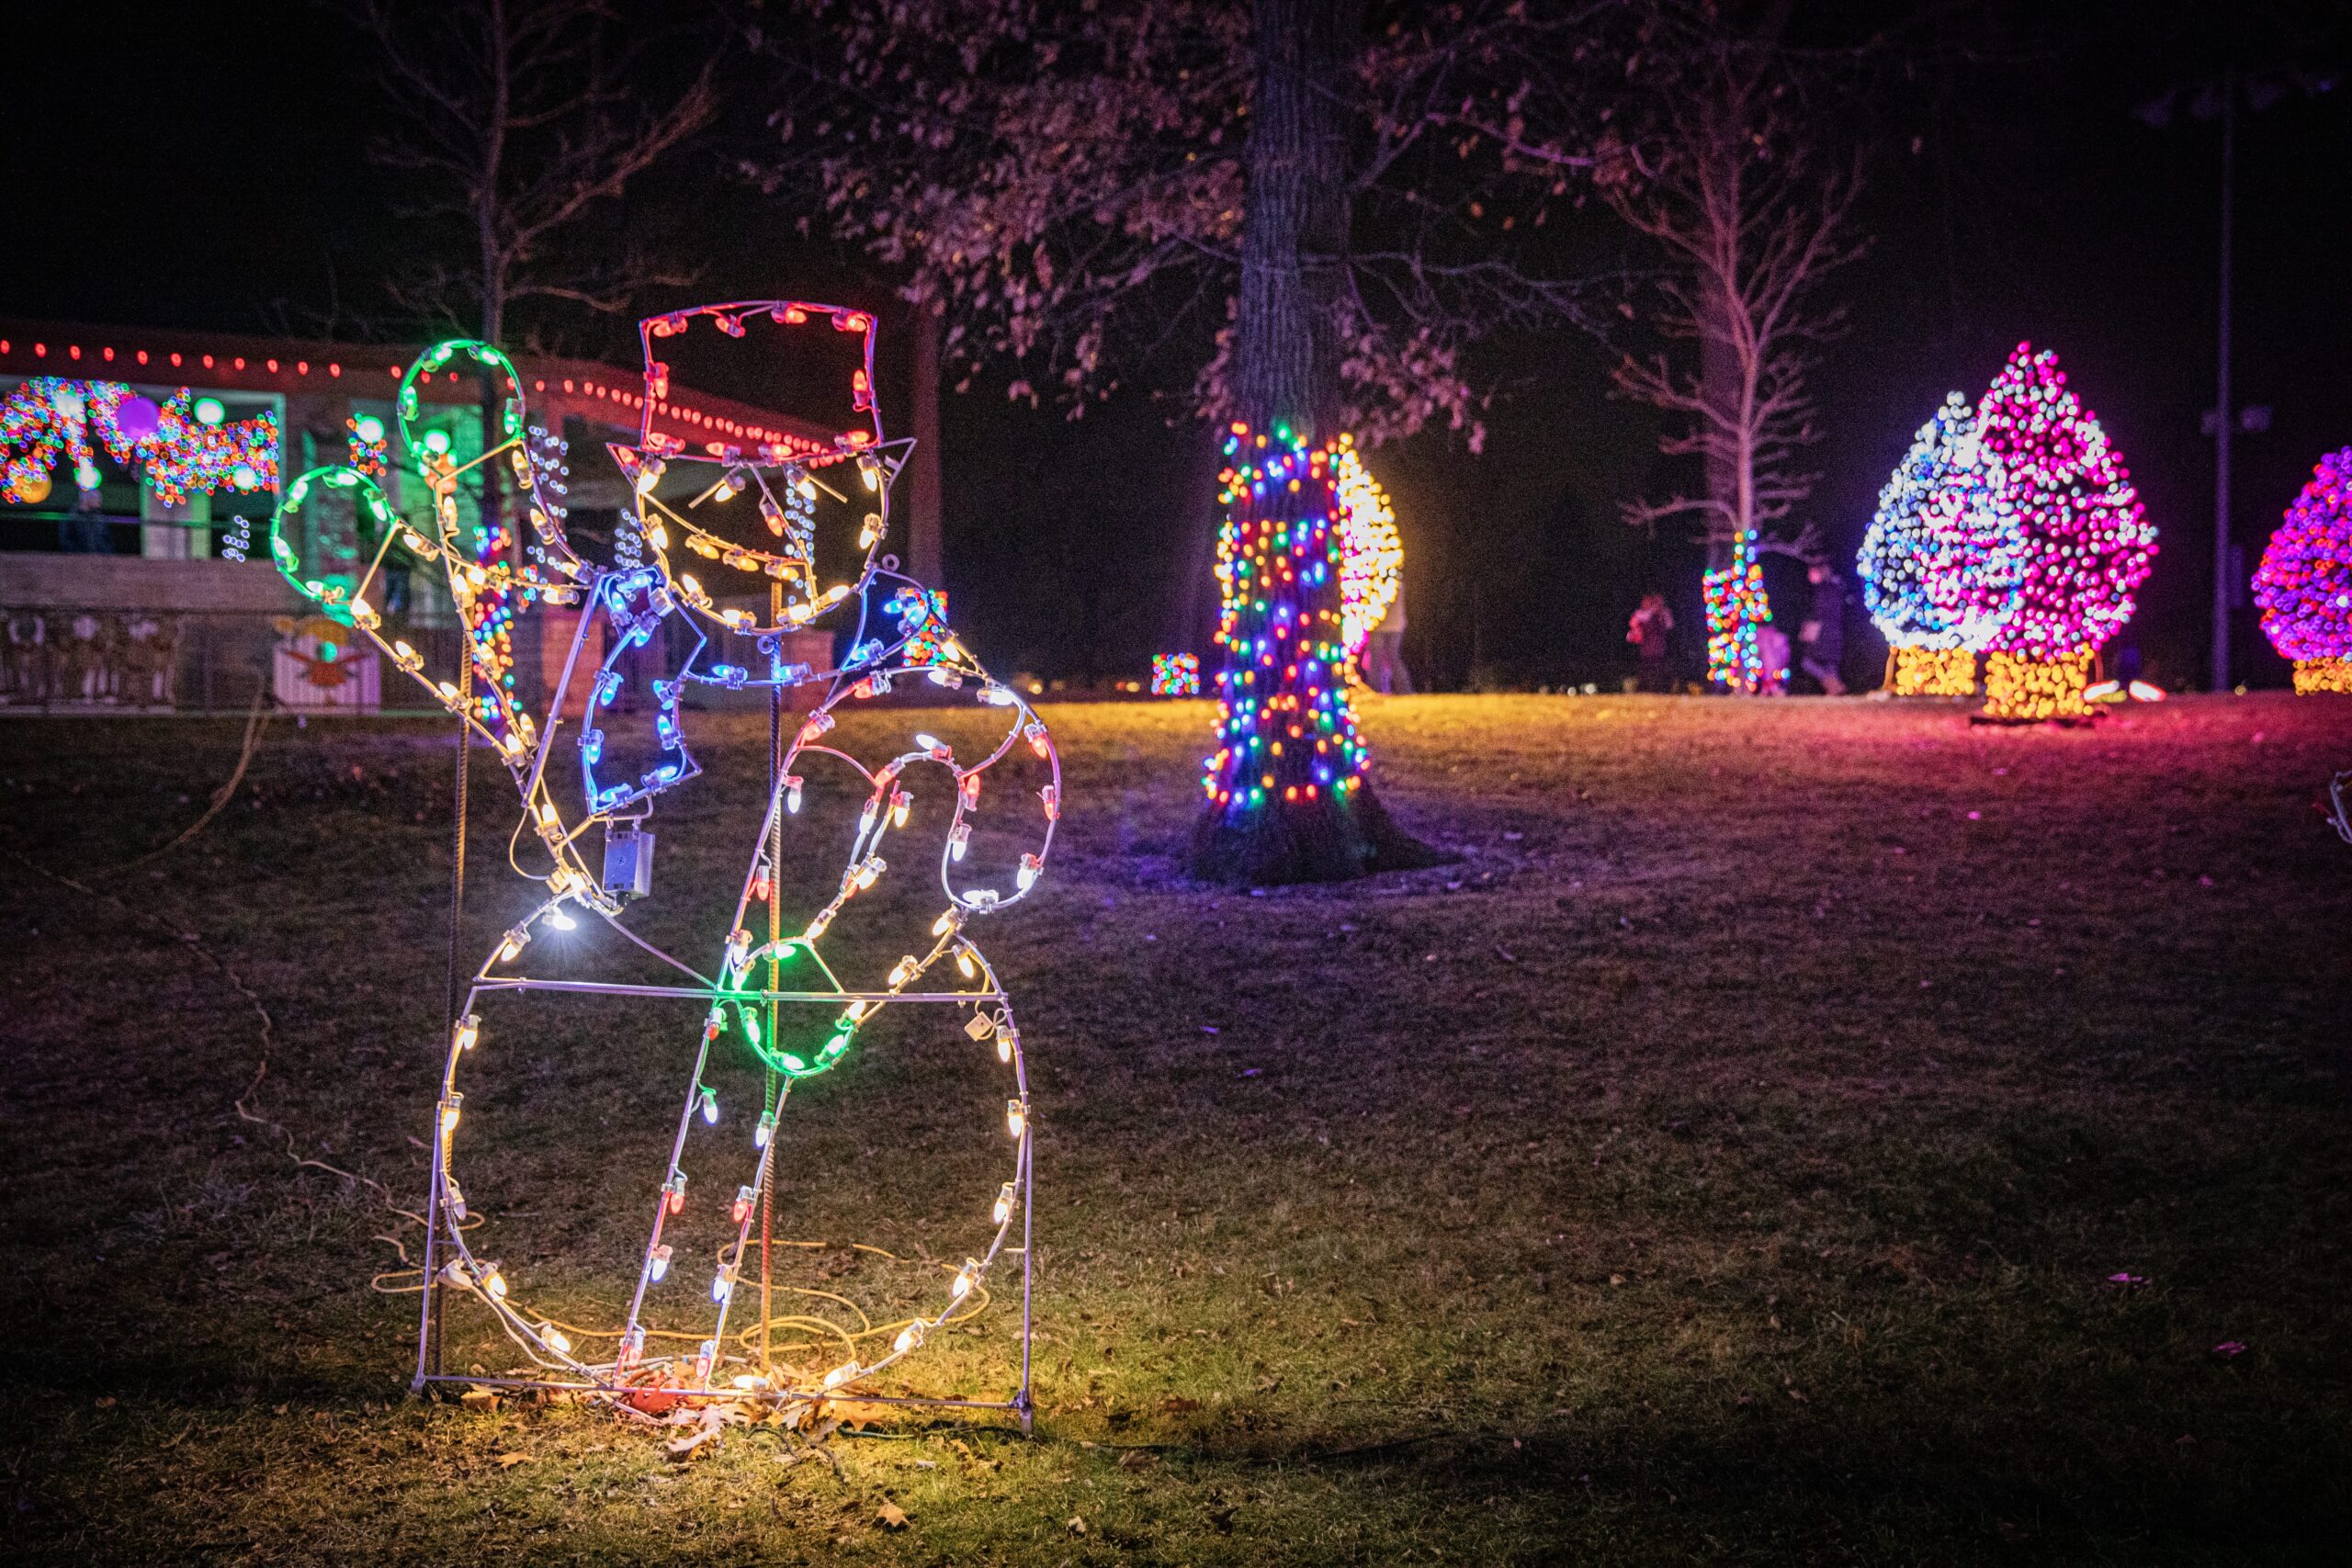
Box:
xmin=608 ymin=301 xmax=902 ymax=638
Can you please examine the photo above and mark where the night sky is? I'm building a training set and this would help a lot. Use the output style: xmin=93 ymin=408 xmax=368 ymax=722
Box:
xmin=6 ymin=1 xmax=2349 ymax=689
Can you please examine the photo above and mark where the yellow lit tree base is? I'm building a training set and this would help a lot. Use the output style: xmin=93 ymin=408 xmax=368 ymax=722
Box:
xmin=2293 ymin=658 xmax=2352 ymax=694
xmin=1980 ymin=649 xmax=2098 ymax=722
xmin=1891 ymin=646 xmax=1977 ymax=697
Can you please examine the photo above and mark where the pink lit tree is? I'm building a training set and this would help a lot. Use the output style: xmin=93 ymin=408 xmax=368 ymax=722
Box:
xmin=2254 ymin=447 xmax=2352 ymax=694
xmin=1975 ymin=343 xmax=2156 ymax=719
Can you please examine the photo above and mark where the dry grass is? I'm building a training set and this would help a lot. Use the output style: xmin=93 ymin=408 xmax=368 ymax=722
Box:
xmin=2 ymin=692 xmax=2348 ymax=1565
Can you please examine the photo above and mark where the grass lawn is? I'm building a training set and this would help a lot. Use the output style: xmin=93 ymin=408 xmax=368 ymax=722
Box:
xmin=3 ymin=692 xmax=2348 ymax=1565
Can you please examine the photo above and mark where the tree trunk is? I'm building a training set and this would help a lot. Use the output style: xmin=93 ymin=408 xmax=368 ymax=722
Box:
xmin=905 ymin=300 xmax=945 ymax=589
xmin=1189 ymin=0 xmax=1440 ymax=885
xmin=1700 ymin=272 xmax=1744 ymax=574
xmin=1227 ymin=0 xmax=1347 ymax=442
xmin=1168 ymin=421 xmax=1223 ymax=656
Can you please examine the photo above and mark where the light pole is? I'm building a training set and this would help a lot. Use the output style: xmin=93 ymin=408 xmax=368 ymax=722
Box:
xmin=2212 ymin=72 xmax=2234 ymax=692
xmin=2141 ymin=66 xmax=2334 ymax=690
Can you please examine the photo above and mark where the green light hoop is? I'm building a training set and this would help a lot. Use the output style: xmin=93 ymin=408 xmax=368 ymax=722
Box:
xmin=396 ymin=339 xmax=528 ymax=472
xmin=267 ymin=465 xmax=405 ymax=625
xmin=720 ymin=937 xmax=863 ymax=1079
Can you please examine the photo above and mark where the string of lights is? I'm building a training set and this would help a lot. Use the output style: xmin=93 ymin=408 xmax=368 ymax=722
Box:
xmin=1702 ymin=529 xmax=1770 ymax=692
xmin=1150 ymin=652 xmax=1201 ymax=697
xmin=1329 ymin=440 xmax=1402 ymax=671
xmin=1202 ymin=423 xmax=1372 ymax=817
xmin=2253 ymin=447 xmax=2352 ymax=695
xmin=263 ymin=305 xmax=1054 ymax=1423
xmin=0 ymin=377 xmax=278 ymax=506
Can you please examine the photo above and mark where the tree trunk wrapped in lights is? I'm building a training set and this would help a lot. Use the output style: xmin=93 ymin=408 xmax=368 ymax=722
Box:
xmin=1975 ymin=343 xmax=2156 ymax=721
xmin=1860 ymin=391 xmax=2022 ymax=698
xmin=2254 ymin=446 xmax=2352 ymax=695
xmin=1189 ymin=0 xmax=1434 ymax=884
xmin=1703 ymin=529 xmax=1770 ymax=691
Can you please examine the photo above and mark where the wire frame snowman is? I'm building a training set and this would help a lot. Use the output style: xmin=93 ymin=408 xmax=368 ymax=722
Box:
xmin=266 ymin=302 xmax=1056 ymax=1427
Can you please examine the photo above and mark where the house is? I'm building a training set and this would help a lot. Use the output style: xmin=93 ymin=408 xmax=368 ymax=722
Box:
xmin=0 ymin=320 xmax=836 ymax=711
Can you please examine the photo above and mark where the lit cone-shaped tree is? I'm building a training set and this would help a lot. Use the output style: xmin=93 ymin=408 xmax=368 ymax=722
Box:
xmin=1191 ymin=0 xmax=1436 ymax=884
xmin=1976 ymin=343 xmax=2156 ymax=720
xmin=1858 ymin=392 xmax=2024 ymax=695
xmin=2254 ymin=447 xmax=2352 ymax=694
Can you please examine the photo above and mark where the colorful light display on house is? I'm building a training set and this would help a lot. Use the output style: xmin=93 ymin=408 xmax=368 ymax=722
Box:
xmin=2253 ymin=446 xmax=2352 ymax=694
xmin=1702 ymin=529 xmax=1770 ymax=692
xmin=266 ymin=310 xmax=1052 ymax=1424
xmin=1329 ymin=439 xmax=1402 ymax=670
xmin=1858 ymin=391 xmax=2024 ymax=697
xmin=1975 ymin=343 xmax=2156 ymax=720
xmin=1151 ymin=651 xmax=1201 ymax=696
xmin=0 ymin=377 xmax=278 ymax=506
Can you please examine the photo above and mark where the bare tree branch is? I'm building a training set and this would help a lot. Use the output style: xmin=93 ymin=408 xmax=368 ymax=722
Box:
xmin=352 ymin=0 xmax=718 ymax=345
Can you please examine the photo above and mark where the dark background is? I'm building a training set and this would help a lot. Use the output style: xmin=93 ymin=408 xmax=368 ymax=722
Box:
xmin=5 ymin=1 xmax=2349 ymax=691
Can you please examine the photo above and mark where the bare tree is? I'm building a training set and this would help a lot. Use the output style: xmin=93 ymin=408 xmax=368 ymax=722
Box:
xmin=1453 ymin=2 xmax=1866 ymax=574
xmin=356 ymin=0 xmax=718 ymax=350
xmin=1600 ymin=3 xmax=1866 ymax=572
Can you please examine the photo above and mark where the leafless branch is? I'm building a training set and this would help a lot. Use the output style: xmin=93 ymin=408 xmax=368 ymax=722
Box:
xmin=352 ymin=0 xmax=718 ymax=344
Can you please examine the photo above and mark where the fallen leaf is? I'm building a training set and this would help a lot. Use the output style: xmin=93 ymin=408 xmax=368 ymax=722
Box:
xmin=1117 ymin=1448 xmax=1156 ymax=1470
xmin=876 ymin=1502 xmax=910 ymax=1530
xmin=496 ymin=1453 xmax=530 ymax=1468
xmin=1160 ymin=1396 xmax=1201 ymax=1415
xmin=1068 ymin=1515 xmax=1089 ymax=1536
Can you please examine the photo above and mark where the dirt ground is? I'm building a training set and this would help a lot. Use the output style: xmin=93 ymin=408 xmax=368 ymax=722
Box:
xmin=2 ymin=692 xmax=2347 ymax=1565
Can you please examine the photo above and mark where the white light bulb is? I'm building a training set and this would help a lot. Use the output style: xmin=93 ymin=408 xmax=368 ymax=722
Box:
xmin=993 ymin=1181 xmax=1016 ymax=1225
xmin=1006 ymin=1099 xmax=1026 ymax=1140
xmin=649 ymin=1244 xmax=673 ymax=1282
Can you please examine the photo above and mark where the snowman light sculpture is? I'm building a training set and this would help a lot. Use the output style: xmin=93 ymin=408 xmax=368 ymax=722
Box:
xmin=267 ymin=302 xmax=1055 ymax=1425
